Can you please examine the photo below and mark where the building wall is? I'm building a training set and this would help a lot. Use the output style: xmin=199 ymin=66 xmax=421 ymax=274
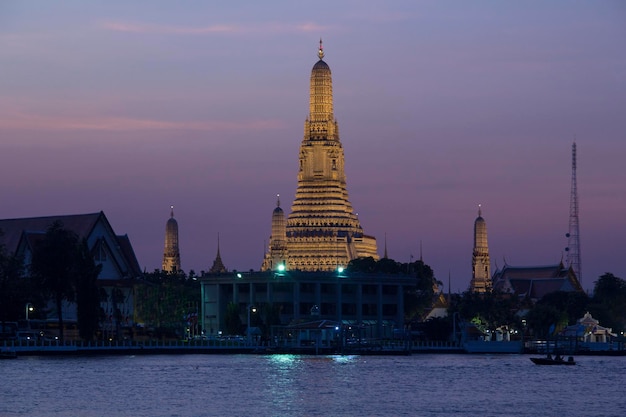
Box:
xmin=201 ymin=271 xmax=412 ymax=339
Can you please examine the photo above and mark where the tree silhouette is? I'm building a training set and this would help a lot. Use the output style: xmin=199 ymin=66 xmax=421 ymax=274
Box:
xmin=31 ymin=221 xmax=79 ymax=343
xmin=0 ymin=238 xmax=26 ymax=326
xmin=223 ymin=302 xmax=242 ymax=336
xmin=591 ymin=273 xmax=626 ymax=331
xmin=75 ymin=239 xmax=102 ymax=341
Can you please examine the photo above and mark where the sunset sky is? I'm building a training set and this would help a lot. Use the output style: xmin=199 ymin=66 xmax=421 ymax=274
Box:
xmin=1 ymin=1 xmax=624 ymax=291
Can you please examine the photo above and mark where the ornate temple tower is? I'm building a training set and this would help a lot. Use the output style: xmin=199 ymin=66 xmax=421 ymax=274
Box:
xmin=162 ymin=206 xmax=181 ymax=273
xmin=262 ymin=195 xmax=288 ymax=271
xmin=470 ymin=205 xmax=491 ymax=292
xmin=268 ymin=41 xmax=378 ymax=272
xmin=209 ymin=234 xmax=227 ymax=274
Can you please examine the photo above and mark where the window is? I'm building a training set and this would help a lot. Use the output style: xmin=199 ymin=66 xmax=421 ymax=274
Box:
xmin=94 ymin=240 xmax=107 ymax=262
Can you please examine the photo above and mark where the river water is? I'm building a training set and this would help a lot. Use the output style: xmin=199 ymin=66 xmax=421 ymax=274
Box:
xmin=1 ymin=354 xmax=624 ymax=417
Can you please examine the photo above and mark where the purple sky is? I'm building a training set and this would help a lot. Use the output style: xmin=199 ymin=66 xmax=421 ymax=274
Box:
xmin=1 ymin=1 xmax=624 ymax=292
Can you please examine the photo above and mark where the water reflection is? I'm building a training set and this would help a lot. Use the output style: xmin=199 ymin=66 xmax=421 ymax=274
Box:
xmin=1 ymin=355 xmax=625 ymax=417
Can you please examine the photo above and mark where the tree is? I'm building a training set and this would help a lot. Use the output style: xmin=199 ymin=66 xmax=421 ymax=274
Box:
xmin=223 ymin=302 xmax=242 ymax=335
xmin=524 ymin=304 xmax=567 ymax=339
xmin=349 ymin=257 xmax=442 ymax=322
xmin=404 ymin=260 xmax=441 ymax=322
xmin=591 ymin=273 xmax=626 ymax=332
xmin=449 ymin=290 xmax=521 ymax=335
xmin=260 ymin=303 xmax=282 ymax=339
xmin=420 ymin=316 xmax=453 ymax=341
xmin=135 ymin=270 xmax=200 ymax=339
xmin=31 ymin=221 xmax=80 ymax=343
xmin=536 ymin=291 xmax=590 ymax=325
xmin=74 ymin=239 xmax=102 ymax=341
xmin=377 ymin=258 xmax=402 ymax=274
xmin=348 ymin=256 xmax=406 ymax=274
xmin=0 ymin=240 xmax=26 ymax=325
xmin=347 ymin=257 xmax=378 ymax=273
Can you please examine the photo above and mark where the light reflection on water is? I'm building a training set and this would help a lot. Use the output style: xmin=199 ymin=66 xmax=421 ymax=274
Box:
xmin=1 ymin=354 xmax=625 ymax=417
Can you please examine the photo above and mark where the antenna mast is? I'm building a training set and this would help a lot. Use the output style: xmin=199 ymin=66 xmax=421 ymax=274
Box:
xmin=566 ymin=142 xmax=581 ymax=284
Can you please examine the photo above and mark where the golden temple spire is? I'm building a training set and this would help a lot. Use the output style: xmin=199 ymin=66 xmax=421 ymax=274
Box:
xmin=318 ymin=38 xmax=324 ymax=60
xmin=471 ymin=205 xmax=491 ymax=293
xmin=163 ymin=205 xmax=181 ymax=273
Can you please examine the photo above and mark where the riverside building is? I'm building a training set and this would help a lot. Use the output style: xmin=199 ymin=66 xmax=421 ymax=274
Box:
xmin=200 ymin=269 xmax=413 ymax=339
xmin=0 ymin=211 xmax=141 ymax=338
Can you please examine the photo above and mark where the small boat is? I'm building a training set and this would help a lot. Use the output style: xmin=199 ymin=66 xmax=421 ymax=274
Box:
xmin=530 ymin=355 xmax=575 ymax=365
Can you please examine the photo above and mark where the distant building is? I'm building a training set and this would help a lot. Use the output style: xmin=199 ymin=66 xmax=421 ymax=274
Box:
xmin=208 ymin=234 xmax=227 ymax=274
xmin=560 ymin=312 xmax=616 ymax=346
xmin=262 ymin=40 xmax=378 ymax=272
xmin=261 ymin=196 xmax=288 ymax=271
xmin=162 ymin=206 xmax=181 ymax=273
xmin=491 ymin=261 xmax=582 ymax=301
xmin=470 ymin=205 xmax=491 ymax=293
xmin=0 ymin=211 xmax=141 ymax=327
xmin=200 ymin=269 xmax=413 ymax=338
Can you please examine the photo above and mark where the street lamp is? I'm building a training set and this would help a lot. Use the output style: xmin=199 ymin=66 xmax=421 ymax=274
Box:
xmin=25 ymin=303 xmax=34 ymax=321
xmin=247 ymin=305 xmax=257 ymax=345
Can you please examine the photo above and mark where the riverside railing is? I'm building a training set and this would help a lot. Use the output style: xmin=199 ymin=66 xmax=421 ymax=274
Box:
xmin=1 ymin=337 xmax=256 ymax=354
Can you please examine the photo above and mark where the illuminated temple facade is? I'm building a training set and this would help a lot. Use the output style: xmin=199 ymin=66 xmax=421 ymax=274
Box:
xmin=470 ymin=205 xmax=491 ymax=293
xmin=162 ymin=206 xmax=181 ymax=273
xmin=262 ymin=41 xmax=378 ymax=272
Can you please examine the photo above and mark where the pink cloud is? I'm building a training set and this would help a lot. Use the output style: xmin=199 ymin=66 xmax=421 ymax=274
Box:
xmin=100 ymin=21 xmax=237 ymax=35
xmin=0 ymin=107 xmax=285 ymax=132
xmin=99 ymin=20 xmax=329 ymax=36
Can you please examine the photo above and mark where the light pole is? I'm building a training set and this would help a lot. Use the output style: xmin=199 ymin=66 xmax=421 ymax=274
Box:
xmin=25 ymin=303 xmax=34 ymax=321
xmin=247 ymin=305 xmax=257 ymax=345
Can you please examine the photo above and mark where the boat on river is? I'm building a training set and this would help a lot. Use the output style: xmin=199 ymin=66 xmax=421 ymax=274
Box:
xmin=530 ymin=355 xmax=575 ymax=365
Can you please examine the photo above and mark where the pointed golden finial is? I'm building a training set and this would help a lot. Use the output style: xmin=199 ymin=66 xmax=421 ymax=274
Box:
xmin=318 ymin=38 xmax=324 ymax=60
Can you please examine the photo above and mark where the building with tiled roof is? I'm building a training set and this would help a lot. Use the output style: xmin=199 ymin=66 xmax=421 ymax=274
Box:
xmin=0 ymin=211 xmax=141 ymax=278
xmin=0 ymin=211 xmax=142 ymax=331
xmin=491 ymin=261 xmax=582 ymax=301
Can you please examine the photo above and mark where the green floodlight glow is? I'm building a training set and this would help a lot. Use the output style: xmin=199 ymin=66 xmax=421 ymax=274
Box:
xmin=236 ymin=273 xmax=242 ymax=278
xmin=277 ymin=264 xmax=285 ymax=272
xmin=337 ymin=266 xmax=344 ymax=273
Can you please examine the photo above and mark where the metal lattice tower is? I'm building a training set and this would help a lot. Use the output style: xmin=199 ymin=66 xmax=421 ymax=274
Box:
xmin=566 ymin=142 xmax=581 ymax=284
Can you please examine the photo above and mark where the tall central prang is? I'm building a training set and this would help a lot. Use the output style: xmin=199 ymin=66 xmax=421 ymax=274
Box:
xmin=263 ymin=41 xmax=379 ymax=272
